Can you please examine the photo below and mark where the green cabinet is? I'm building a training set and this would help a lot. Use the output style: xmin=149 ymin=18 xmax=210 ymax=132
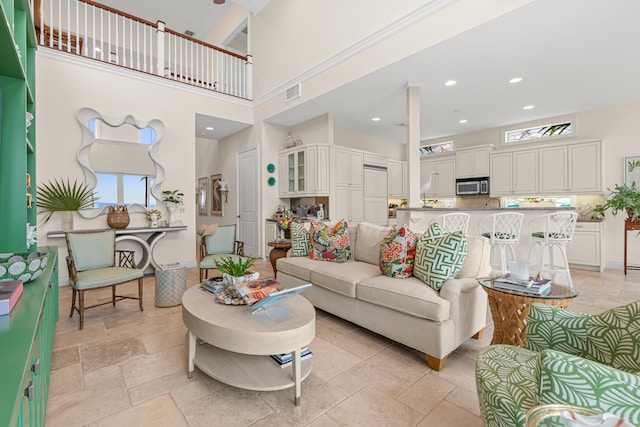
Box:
xmin=0 ymin=247 xmax=59 ymax=427
xmin=0 ymin=0 xmax=37 ymax=253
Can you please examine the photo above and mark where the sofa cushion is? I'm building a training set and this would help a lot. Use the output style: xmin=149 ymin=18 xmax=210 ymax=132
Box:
xmin=379 ymin=226 xmax=418 ymax=278
xmin=456 ymin=235 xmax=491 ymax=279
xmin=414 ymin=232 xmax=467 ymax=291
xmin=357 ymin=275 xmax=450 ymax=321
xmin=355 ymin=222 xmax=391 ymax=265
xmin=290 ymin=221 xmax=310 ymax=257
xmin=310 ymin=261 xmax=380 ymax=298
xmin=309 ymin=220 xmax=352 ymax=262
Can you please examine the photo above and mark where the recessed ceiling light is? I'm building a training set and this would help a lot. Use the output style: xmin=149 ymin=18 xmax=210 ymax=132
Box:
xmin=444 ymin=80 xmax=457 ymax=87
xmin=459 ymin=119 xmax=468 ymax=124
xmin=205 ymin=126 xmax=214 ymax=130
xmin=509 ymin=77 xmax=523 ymax=84
xmin=523 ymin=105 xmax=535 ymax=110
xmin=371 ymin=117 xmax=381 ymax=122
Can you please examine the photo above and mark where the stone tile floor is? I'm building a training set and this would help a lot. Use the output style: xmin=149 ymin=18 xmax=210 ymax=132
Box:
xmin=46 ymin=264 xmax=640 ymax=426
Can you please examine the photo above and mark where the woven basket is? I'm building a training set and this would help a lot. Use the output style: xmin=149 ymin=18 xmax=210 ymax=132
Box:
xmin=107 ymin=205 xmax=130 ymax=229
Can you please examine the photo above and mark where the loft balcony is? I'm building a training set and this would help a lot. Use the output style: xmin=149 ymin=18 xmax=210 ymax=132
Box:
xmin=35 ymin=0 xmax=252 ymax=99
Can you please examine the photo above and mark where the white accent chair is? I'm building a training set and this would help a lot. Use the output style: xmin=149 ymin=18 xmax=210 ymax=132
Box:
xmin=428 ymin=212 xmax=470 ymax=235
xmin=526 ymin=211 xmax=578 ymax=288
xmin=478 ymin=212 xmax=524 ymax=274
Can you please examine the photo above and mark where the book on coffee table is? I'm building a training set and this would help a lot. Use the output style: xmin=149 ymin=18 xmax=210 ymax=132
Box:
xmin=493 ymin=275 xmax=551 ymax=295
xmin=234 ymin=278 xmax=312 ymax=310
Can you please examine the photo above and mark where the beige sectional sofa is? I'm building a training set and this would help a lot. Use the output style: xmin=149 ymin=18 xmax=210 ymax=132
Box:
xmin=276 ymin=222 xmax=492 ymax=370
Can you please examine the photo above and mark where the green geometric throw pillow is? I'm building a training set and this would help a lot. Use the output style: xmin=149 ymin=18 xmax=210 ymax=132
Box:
xmin=290 ymin=221 xmax=310 ymax=257
xmin=414 ymin=231 xmax=467 ymax=290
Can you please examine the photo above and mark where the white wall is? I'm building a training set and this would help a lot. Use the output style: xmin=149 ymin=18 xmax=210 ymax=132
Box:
xmin=195 ymin=137 xmax=219 ymax=243
xmin=36 ymin=53 xmax=252 ymax=283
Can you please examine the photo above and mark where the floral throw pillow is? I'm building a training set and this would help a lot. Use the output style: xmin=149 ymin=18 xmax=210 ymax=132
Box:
xmin=309 ymin=220 xmax=352 ymax=262
xmin=414 ymin=231 xmax=467 ymax=291
xmin=290 ymin=221 xmax=310 ymax=257
xmin=379 ymin=226 xmax=419 ymax=278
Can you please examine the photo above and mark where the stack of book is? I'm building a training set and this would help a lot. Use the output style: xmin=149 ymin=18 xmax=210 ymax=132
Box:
xmin=269 ymin=347 xmax=312 ymax=368
xmin=0 ymin=280 xmax=24 ymax=316
xmin=200 ymin=277 xmax=225 ymax=295
xmin=493 ymin=275 xmax=551 ymax=296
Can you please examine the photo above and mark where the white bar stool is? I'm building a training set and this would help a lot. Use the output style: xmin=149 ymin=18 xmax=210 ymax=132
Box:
xmin=428 ymin=213 xmax=470 ymax=234
xmin=478 ymin=212 xmax=524 ymax=274
xmin=526 ymin=211 xmax=578 ymax=288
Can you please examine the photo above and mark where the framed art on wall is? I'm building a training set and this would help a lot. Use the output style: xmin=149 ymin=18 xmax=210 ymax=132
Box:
xmin=198 ymin=177 xmax=208 ymax=216
xmin=211 ymin=173 xmax=223 ymax=216
xmin=625 ymin=156 xmax=640 ymax=185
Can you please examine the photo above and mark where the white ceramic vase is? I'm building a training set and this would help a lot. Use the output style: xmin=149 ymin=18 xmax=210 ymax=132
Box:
xmin=166 ymin=202 xmax=178 ymax=226
xmin=149 ymin=213 xmax=159 ymax=228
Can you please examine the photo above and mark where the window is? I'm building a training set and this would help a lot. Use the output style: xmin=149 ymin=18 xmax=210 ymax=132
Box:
xmin=94 ymin=173 xmax=156 ymax=208
xmin=420 ymin=141 xmax=454 ymax=156
xmin=505 ymin=121 xmax=572 ymax=143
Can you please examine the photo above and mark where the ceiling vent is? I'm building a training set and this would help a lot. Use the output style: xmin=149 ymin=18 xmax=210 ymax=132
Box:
xmin=184 ymin=30 xmax=195 ymax=37
xmin=285 ymin=83 xmax=302 ymax=102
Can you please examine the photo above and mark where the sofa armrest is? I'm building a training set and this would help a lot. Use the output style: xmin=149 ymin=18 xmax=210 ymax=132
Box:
xmin=538 ymin=350 xmax=640 ymax=425
xmin=440 ymin=277 xmax=488 ymax=345
xmin=525 ymin=303 xmax=590 ymax=357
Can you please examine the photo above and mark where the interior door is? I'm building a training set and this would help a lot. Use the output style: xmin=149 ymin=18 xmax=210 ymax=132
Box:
xmin=237 ymin=146 xmax=259 ymax=257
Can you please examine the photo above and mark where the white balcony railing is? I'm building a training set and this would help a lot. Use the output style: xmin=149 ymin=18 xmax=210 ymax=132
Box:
xmin=35 ymin=0 xmax=252 ymax=99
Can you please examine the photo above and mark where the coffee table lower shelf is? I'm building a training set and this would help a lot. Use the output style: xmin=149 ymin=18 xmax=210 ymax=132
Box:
xmin=194 ymin=342 xmax=312 ymax=391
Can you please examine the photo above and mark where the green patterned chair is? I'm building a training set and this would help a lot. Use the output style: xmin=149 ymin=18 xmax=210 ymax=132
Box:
xmin=475 ymin=302 xmax=640 ymax=427
xmin=199 ymin=224 xmax=246 ymax=282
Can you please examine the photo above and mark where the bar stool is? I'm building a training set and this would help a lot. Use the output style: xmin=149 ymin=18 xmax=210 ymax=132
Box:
xmin=478 ymin=212 xmax=524 ymax=274
xmin=428 ymin=213 xmax=470 ymax=234
xmin=527 ymin=211 xmax=578 ymax=288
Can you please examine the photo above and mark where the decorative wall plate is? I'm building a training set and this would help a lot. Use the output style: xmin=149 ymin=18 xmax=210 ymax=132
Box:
xmin=267 ymin=163 xmax=276 ymax=173
xmin=268 ymin=177 xmax=276 ymax=186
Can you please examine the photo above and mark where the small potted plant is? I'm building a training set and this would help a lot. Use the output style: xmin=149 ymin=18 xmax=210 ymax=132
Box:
xmin=37 ymin=178 xmax=97 ymax=230
xmin=214 ymin=256 xmax=259 ymax=295
xmin=593 ymin=181 xmax=640 ymax=222
xmin=161 ymin=190 xmax=184 ymax=225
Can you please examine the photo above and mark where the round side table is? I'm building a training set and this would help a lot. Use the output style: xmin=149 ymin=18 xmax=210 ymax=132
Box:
xmin=268 ymin=239 xmax=292 ymax=275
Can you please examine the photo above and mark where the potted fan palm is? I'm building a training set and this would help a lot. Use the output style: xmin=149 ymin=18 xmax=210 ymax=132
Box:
xmin=37 ymin=178 xmax=97 ymax=230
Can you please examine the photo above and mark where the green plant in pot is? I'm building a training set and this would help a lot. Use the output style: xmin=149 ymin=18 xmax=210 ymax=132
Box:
xmin=593 ymin=181 xmax=640 ymax=222
xmin=161 ymin=189 xmax=184 ymax=225
xmin=37 ymin=178 xmax=97 ymax=230
xmin=214 ymin=256 xmax=259 ymax=298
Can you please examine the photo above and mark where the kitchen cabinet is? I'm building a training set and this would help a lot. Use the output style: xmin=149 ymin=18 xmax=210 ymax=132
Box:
xmin=0 ymin=0 xmax=37 ymax=253
xmin=489 ymin=149 xmax=538 ymax=195
xmin=264 ymin=220 xmax=278 ymax=259
xmin=566 ymin=221 xmax=603 ymax=272
xmin=456 ymin=146 xmax=491 ymax=178
xmin=278 ymin=145 xmax=329 ymax=197
xmin=334 ymin=149 xmax=363 ymax=186
xmin=420 ymin=156 xmax=456 ymax=198
xmin=335 ymin=186 xmax=363 ymax=223
xmin=388 ymin=160 xmax=407 ymax=198
xmin=1 ymin=247 xmax=58 ymax=427
xmin=363 ymin=166 xmax=388 ymax=225
xmin=539 ymin=141 xmax=602 ymax=194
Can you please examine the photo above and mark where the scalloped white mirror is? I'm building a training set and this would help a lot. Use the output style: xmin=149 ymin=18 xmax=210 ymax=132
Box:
xmin=76 ymin=108 xmax=166 ymax=217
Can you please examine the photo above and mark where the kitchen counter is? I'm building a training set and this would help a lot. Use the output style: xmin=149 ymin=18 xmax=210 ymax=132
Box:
xmin=397 ymin=206 xmax=576 ymax=212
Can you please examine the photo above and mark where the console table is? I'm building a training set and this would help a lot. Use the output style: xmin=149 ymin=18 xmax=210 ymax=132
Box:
xmin=624 ymin=219 xmax=640 ymax=275
xmin=47 ymin=225 xmax=187 ymax=271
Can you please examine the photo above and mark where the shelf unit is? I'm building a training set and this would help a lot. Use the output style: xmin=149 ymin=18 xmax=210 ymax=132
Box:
xmin=0 ymin=0 xmax=37 ymax=253
xmin=0 ymin=246 xmax=59 ymax=426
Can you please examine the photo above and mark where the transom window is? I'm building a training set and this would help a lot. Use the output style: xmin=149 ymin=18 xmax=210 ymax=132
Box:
xmin=420 ymin=141 xmax=454 ymax=156
xmin=505 ymin=121 xmax=572 ymax=143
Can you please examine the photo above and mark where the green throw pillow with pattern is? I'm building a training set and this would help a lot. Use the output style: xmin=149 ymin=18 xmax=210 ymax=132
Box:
xmin=414 ymin=231 xmax=467 ymax=290
xmin=290 ymin=221 xmax=309 ymax=257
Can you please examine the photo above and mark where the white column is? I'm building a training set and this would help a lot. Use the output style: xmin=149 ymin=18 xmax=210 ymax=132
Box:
xmin=156 ymin=20 xmax=165 ymax=76
xmin=406 ymin=85 xmax=422 ymax=208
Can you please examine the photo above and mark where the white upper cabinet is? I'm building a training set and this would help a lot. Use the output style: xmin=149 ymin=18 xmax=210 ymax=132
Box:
xmin=420 ymin=156 xmax=456 ymax=197
xmin=306 ymin=145 xmax=330 ymax=195
xmin=539 ymin=141 xmax=602 ymax=194
xmin=456 ymin=146 xmax=491 ymax=178
xmin=278 ymin=145 xmax=330 ymax=197
xmin=335 ymin=148 xmax=363 ymax=186
xmin=539 ymin=146 xmax=567 ymax=193
xmin=490 ymin=149 xmax=538 ymax=195
xmin=388 ymin=160 xmax=407 ymax=198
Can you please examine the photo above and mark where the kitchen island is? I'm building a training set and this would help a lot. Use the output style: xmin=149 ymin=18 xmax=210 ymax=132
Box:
xmin=396 ymin=206 xmax=603 ymax=271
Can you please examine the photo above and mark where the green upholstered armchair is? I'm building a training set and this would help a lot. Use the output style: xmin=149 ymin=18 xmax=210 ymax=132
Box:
xmin=475 ymin=302 xmax=640 ymax=427
xmin=199 ymin=224 xmax=246 ymax=282
xmin=65 ymin=230 xmax=144 ymax=330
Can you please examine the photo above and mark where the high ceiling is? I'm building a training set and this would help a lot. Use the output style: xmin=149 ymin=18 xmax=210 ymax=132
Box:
xmin=95 ymin=0 xmax=640 ymax=143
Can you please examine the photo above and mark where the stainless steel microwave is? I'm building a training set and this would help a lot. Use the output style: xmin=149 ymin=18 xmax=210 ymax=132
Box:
xmin=456 ymin=177 xmax=489 ymax=195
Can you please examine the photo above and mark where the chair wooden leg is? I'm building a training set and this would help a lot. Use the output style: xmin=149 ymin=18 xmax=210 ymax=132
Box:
xmin=426 ymin=354 xmax=447 ymax=371
xmin=69 ymin=287 xmax=76 ymax=318
xmin=473 ymin=328 xmax=485 ymax=339
xmin=199 ymin=268 xmax=204 ymax=282
xmin=138 ymin=278 xmax=144 ymax=311
xmin=79 ymin=290 xmax=85 ymax=330
xmin=112 ymin=285 xmax=116 ymax=306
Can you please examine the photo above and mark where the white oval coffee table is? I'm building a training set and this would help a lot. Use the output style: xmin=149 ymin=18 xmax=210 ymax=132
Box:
xmin=182 ymin=285 xmax=316 ymax=405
